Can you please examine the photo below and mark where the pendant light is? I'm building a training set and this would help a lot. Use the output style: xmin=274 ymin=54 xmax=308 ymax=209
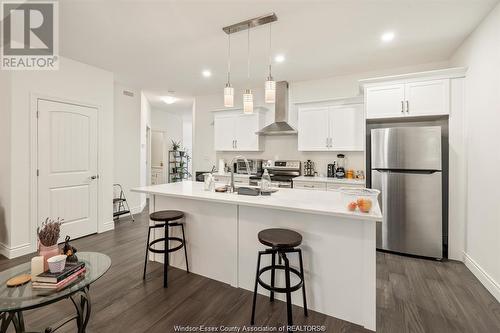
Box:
xmin=224 ymin=29 xmax=234 ymax=107
xmin=265 ymin=22 xmax=276 ymax=104
xmin=243 ymin=24 xmax=254 ymax=114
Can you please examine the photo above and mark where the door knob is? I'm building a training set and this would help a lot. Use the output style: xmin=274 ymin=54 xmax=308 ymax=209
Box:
xmin=90 ymin=175 xmax=99 ymax=180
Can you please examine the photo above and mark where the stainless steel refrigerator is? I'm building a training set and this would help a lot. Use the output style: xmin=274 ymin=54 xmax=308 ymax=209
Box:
xmin=370 ymin=126 xmax=444 ymax=258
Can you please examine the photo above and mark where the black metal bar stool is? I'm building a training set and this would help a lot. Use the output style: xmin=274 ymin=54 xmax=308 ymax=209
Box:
xmin=143 ymin=210 xmax=189 ymax=287
xmin=250 ymin=228 xmax=308 ymax=327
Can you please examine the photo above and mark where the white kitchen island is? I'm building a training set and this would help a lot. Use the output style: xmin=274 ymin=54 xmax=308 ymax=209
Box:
xmin=132 ymin=181 xmax=381 ymax=331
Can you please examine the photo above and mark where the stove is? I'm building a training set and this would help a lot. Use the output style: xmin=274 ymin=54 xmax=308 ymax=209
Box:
xmin=249 ymin=160 xmax=301 ymax=188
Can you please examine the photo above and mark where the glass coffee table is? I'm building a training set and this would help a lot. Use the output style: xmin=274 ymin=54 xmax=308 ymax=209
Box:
xmin=0 ymin=252 xmax=111 ymax=333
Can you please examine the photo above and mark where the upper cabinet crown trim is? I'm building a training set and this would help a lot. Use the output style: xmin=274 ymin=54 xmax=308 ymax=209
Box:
xmin=359 ymin=67 xmax=467 ymax=91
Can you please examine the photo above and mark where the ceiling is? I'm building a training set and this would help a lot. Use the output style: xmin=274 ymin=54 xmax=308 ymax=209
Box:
xmin=59 ymin=0 xmax=498 ymax=104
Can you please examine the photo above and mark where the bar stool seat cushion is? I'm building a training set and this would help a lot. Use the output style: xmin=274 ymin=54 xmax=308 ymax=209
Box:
xmin=150 ymin=210 xmax=184 ymax=222
xmin=258 ymin=228 xmax=302 ymax=248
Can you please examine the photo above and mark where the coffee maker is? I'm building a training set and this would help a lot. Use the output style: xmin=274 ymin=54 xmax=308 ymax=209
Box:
xmin=327 ymin=163 xmax=336 ymax=178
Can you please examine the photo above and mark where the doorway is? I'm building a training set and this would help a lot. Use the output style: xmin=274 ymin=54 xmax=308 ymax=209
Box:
xmin=37 ymin=99 xmax=99 ymax=241
xmin=150 ymin=130 xmax=168 ymax=184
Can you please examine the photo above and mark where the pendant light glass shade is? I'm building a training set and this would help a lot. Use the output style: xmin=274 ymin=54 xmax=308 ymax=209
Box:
xmin=224 ymin=29 xmax=234 ymax=107
xmin=243 ymin=88 xmax=253 ymax=114
xmin=265 ymin=76 xmax=276 ymax=104
xmin=224 ymin=84 xmax=234 ymax=107
xmin=264 ymin=22 xmax=276 ymax=104
xmin=243 ymin=24 xmax=253 ymax=114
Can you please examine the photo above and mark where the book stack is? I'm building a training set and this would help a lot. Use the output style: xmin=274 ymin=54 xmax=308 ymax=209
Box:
xmin=32 ymin=261 xmax=86 ymax=290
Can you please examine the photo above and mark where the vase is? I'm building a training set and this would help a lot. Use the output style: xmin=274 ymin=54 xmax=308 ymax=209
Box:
xmin=38 ymin=244 xmax=60 ymax=272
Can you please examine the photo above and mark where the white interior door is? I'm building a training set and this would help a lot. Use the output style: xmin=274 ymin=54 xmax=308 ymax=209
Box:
xmin=38 ymin=99 xmax=98 ymax=241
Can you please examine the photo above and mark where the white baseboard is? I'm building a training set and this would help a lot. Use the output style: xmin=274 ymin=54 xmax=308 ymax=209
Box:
xmin=464 ymin=252 xmax=500 ymax=302
xmin=0 ymin=242 xmax=34 ymax=259
xmin=99 ymin=219 xmax=115 ymax=233
xmin=131 ymin=201 xmax=146 ymax=215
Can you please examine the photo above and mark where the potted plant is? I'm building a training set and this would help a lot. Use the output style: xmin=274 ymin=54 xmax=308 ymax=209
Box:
xmin=171 ymin=140 xmax=181 ymax=151
xmin=38 ymin=217 xmax=63 ymax=270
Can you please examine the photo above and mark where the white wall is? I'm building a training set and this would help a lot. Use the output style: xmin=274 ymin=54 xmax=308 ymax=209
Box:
xmin=193 ymin=61 xmax=449 ymax=174
xmin=113 ymin=84 xmax=143 ymax=213
xmin=140 ymin=92 xmax=151 ymax=206
xmin=183 ymin=111 xmax=193 ymax=175
xmin=0 ymin=72 xmax=12 ymax=255
xmin=150 ymin=108 xmax=183 ymax=144
xmin=3 ymin=57 xmax=114 ymax=258
xmin=450 ymin=3 xmax=500 ymax=301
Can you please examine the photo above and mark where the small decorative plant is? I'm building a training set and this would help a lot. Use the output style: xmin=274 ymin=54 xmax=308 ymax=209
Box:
xmin=38 ymin=217 xmax=63 ymax=247
xmin=171 ymin=140 xmax=181 ymax=151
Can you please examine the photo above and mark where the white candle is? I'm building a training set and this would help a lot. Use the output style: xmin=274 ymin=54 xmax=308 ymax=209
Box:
xmin=31 ymin=256 xmax=45 ymax=277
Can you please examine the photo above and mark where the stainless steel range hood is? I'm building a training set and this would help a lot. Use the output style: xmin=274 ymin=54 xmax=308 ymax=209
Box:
xmin=256 ymin=81 xmax=297 ymax=135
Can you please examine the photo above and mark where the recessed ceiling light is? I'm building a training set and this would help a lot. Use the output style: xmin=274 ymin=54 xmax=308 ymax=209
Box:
xmin=381 ymin=31 xmax=395 ymax=42
xmin=274 ymin=54 xmax=285 ymax=63
xmin=161 ymin=96 xmax=177 ymax=104
xmin=202 ymin=70 xmax=212 ymax=77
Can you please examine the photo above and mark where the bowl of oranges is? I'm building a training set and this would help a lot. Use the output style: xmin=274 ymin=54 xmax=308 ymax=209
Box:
xmin=339 ymin=188 xmax=380 ymax=214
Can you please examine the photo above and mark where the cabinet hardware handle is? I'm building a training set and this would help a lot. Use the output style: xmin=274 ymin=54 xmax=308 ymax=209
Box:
xmin=235 ymin=140 xmax=237 ymax=149
xmin=326 ymin=137 xmax=329 ymax=148
xmin=329 ymin=138 xmax=333 ymax=148
xmin=406 ymin=101 xmax=409 ymax=113
xmin=401 ymin=101 xmax=404 ymax=113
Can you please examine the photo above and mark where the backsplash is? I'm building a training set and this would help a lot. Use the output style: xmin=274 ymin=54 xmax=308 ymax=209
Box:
xmin=215 ymin=135 xmax=365 ymax=176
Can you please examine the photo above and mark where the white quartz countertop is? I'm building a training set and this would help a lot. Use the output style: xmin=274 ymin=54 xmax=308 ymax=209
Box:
xmin=132 ymin=181 xmax=381 ymax=221
xmin=213 ymin=172 xmax=252 ymax=178
xmin=294 ymin=176 xmax=366 ymax=185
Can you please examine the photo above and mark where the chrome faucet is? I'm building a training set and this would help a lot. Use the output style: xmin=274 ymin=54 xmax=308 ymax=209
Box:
xmin=229 ymin=155 xmax=250 ymax=193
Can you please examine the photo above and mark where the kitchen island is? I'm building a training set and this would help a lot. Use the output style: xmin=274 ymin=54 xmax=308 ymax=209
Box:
xmin=132 ymin=181 xmax=381 ymax=331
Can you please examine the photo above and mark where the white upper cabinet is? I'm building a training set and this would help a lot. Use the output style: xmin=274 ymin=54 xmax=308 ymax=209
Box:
xmin=298 ymin=103 xmax=364 ymax=151
xmin=214 ymin=114 xmax=236 ymax=151
xmin=329 ymin=105 xmax=364 ymax=151
xmin=361 ymin=68 xmax=467 ymax=120
xmin=213 ymin=108 xmax=265 ymax=151
xmin=404 ymin=79 xmax=450 ymax=117
xmin=297 ymin=107 xmax=330 ymax=151
xmin=365 ymin=84 xmax=405 ymax=119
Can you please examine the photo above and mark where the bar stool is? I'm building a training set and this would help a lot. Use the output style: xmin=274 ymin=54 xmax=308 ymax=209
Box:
xmin=250 ymin=228 xmax=308 ymax=327
xmin=143 ymin=210 xmax=189 ymax=287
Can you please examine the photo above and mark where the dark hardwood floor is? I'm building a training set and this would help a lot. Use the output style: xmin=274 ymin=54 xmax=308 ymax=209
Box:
xmin=1 ymin=207 xmax=499 ymax=332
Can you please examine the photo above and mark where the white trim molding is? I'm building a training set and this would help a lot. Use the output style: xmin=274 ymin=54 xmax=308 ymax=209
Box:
xmin=99 ymin=220 xmax=115 ymax=233
xmin=0 ymin=242 xmax=33 ymax=259
xmin=464 ymin=252 xmax=500 ymax=302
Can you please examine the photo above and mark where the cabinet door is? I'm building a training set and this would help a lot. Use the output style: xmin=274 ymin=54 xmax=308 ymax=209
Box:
xmin=329 ymin=104 xmax=364 ymax=151
xmin=234 ymin=113 xmax=260 ymax=151
xmin=366 ymin=84 xmax=405 ymax=119
xmin=298 ymin=107 xmax=330 ymax=151
xmin=214 ymin=114 xmax=236 ymax=151
xmin=293 ymin=181 xmax=327 ymax=191
xmin=405 ymin=79 xmax=450 ymax=116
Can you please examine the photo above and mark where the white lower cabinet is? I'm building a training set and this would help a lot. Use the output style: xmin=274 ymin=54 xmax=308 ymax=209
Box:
xmin=326 ymin=183 xmax=364 ymax=191
xmin=293 ymin=181 xmax=327 ymax=191
xmin=213 ymin=108 xmax=266 ymax=151
xmin=294 ymin=180 xmax=365 ymax=191
xmin=212 ymin=174 xmax=250 ymax=185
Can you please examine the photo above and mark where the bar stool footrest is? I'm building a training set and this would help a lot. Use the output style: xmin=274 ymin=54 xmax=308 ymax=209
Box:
xmin=149 ymin=237 xmax=185 ymax=254
xmin=257 ymin=265 xmax=303 ymax=293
